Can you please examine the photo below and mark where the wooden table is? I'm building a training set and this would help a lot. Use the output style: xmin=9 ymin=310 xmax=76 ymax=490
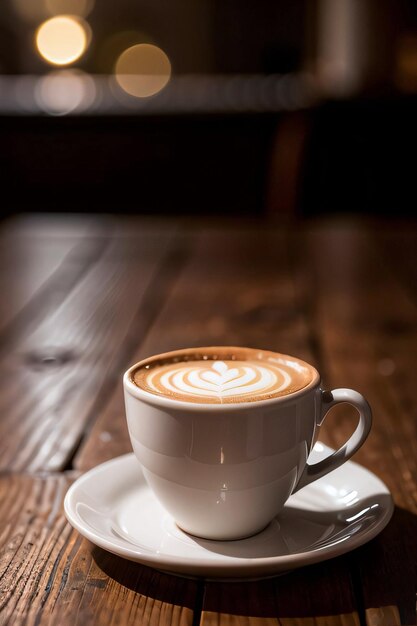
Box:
xmin=0 ymin=215 xmax=416 ymax=626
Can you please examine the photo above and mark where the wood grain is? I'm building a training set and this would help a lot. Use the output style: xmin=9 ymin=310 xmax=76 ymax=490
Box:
xmin=200 ymin=612 xmax=361 ymax=626
xmin=201 ymin=556 xmax=357 ymax=622
xmin=0 ymin=472 xmax=198 ymax=626
xmin=73 ymin=222 xmax=416 ymax=622
xmin=0 ymin=217 xmax=97 ymax=337
xmin=293 ymin=223 xmax=417 ymax=623
xmin=75 ymin=225 xmax=360 ymax=621
xmin=293 ymin=224 xmax=417 ymax=509
xmin=1 ymin=218 xmax=416 ymax=626
xmin=75 ymin=226 xmax=317 ymax=470
xmin=0 ymin=222 xmax=181 ymax=472
xmin=365 ymin=606 xmax=401 ymax=626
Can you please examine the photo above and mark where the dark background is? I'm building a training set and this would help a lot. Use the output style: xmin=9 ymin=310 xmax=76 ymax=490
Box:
xmin=1 ymin=0 xmax=417 ymax=219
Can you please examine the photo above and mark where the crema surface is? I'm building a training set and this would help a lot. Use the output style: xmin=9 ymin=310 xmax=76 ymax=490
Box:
xmin=132 ymin=348 xmax=315 ymax=404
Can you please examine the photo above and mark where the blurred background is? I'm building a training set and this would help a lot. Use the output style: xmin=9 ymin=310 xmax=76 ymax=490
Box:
xmin=0 ymin=0 xmax=417 ymax=218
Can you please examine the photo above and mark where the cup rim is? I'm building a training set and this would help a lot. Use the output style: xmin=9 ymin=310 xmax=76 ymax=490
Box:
xmin=123 ymin=346 xmax=321 ymax=411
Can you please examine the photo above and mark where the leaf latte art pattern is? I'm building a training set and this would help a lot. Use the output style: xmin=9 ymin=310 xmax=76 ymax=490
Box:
xmin=144 ymin=360 xmax=294 ymax=402
xmin=132 ymin=349 xmax=316 ymax=404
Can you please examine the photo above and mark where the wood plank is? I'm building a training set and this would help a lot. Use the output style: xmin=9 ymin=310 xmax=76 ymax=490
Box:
xmin=201 ymin=554 xmax=357 ymax=623
xmin=377 ymin=225 xmax=417 ymax=300
xmin=293 ymin=223 xmax=417 ymax=508
xmin=75 ymin=226 xmax=318 ymax=470
xmin=22 ymin=220 xmax=416 ymax=624
xmin=0 ymin=234 xmax=108 ymax=354
xmin=365 ymin=606 xmax=401 ymax=626
xmin=135 ymin=226 xmax=317 ymax=361
xmin=0 ymin=224 xmax=181 ymax=472
xmin=0 ymin=472 xmax=198 ymax=626
xmin=351 ymin=507 xmax=417 ymax=626
xmin=0 ymin=217 xmax=98 ymax=336
xmin=200 ymin=613 xmax=360 ymax=626
xmin=201 ymin=615 xmax=280 ymax=626
xmin=294 ymin=222 xmax=417 ymax=623
xmin=75 ymin=225 xmax=361 ymax=621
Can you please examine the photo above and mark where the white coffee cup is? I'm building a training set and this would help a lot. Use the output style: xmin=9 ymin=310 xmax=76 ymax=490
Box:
xmin=123 ymin=347 xmax=372 ymax=541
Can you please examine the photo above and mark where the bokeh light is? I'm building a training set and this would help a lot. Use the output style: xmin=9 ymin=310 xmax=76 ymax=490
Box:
xmin=115 ymin=44 xmax=171 ymax=98
xmin=36 ymin=16 xmax=88 ymax=66
xmin=35 ymin=70 xmax=96 ymax=115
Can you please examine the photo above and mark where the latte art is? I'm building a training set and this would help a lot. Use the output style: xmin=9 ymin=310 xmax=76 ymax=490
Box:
xmin=132 ymin=348 xmax=316 ymax=404
xmin=149 ymin=360 xmax=291 ymax=399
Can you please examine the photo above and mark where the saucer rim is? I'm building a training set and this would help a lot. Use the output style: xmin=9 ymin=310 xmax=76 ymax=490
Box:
xmin=64 ymin=449 xmax=394 ymax=578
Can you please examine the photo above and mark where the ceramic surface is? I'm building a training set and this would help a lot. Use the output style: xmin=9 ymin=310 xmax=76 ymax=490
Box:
xmin=64 ymin=444 xmax=393 ymax=579
xmin=124 ymin=355 xmax=372 ymax=540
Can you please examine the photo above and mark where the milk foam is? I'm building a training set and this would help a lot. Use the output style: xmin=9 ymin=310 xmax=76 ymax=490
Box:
xmin=132 ymin=348 xmax=316 ymax=404
xmin=149 ymin=360 xmax=291 ymax=399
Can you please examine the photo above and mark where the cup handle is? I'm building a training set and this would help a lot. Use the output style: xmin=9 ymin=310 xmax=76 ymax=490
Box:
xmin=293 ymin=388 xmax=372 ymax=493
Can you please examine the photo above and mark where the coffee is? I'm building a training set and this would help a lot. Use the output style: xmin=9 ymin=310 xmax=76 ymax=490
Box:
xmin=131 ymin=347 xmax=316 ymax=404
xmin=125 ymin=346 xmax=371 ymax=539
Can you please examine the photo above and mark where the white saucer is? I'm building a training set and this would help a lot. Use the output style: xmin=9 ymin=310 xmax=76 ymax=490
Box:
xmin=64 ymin=444 xmax=393 ymax=579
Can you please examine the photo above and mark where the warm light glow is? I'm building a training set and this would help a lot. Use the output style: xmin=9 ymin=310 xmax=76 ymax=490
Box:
xmin=35 ymin=70 xmax=96 ymax=115
xmin=44 ymin=0 xmax=94 ymax=18
xmin=36 ymin=16 xmax=88 ymax=66
xmin=396 ymin=34 xmax=417 ymax=93
xmin=115 ymin=44 xmax=171 ymax=98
